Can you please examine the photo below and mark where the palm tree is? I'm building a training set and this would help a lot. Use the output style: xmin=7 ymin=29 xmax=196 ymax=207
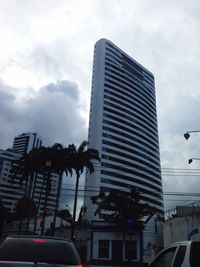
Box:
xmin=70 ymin=141 xmax=100 ymax=240
xmin=10 ymin=147 xmax=50 ymax=233
xmin=39 ymin=143 xmax=74 ymax=235
xmin=10 ymin=155 xmax=35 ymax=233
xmin=10 ymin=145 xmax=64 ymax=234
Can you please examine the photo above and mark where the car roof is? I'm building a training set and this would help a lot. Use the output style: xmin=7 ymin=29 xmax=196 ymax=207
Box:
xmin=166 ymin=240 xmax=200 ymax=248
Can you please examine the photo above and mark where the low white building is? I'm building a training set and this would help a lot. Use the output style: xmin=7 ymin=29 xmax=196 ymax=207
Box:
xmin=164 ymin=205 xmax=200 ymax=247
xmin=87 ymin=214 xmax=163 ymax=265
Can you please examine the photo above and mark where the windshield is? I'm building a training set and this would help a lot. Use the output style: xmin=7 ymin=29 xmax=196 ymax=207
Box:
xmin=190 ymin=241 xmax=200 ymax=267
xmin=0 ymin=238 xmax=81 ymax=265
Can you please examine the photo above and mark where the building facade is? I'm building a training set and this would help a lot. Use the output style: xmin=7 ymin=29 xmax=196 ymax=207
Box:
xmin=84 ymin=38 xmax=164 ymax=221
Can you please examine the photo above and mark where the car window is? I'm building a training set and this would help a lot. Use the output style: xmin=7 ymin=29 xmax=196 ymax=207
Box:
xmin=173 ymin=245 xmax=186 ymax=267
xmin=190 ymin=241 xmax=200 ymax=267
xmin=150 ymin=247 xmax=177 ymax=267
xmin=0 ymin=238 xmax=81 ymax=265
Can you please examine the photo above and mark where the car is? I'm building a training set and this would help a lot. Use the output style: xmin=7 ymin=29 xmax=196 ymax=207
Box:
xmin=149 ymin=240 xmax=200 ymax=267
xmin=0 ymin=235 xmax=83 ymax=267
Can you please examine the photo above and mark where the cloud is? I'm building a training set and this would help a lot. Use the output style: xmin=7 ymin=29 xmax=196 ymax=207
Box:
xmin=0 ymin=79 xmax=87 ymax=149
xmin=42 ymin=80 xmax=79 ymax=101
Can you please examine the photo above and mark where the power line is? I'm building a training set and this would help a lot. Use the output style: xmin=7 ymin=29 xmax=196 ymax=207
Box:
xmin=59 ymin=183 xmax=200 ymax=197
xmin=86 ymin=166 xmax=200 ymax=174
xmin=91 ymin=163 xmax=200 ymax=172
xmin=59 ymin=187 xmax=200 ymax=198
xmin=60 ymin=193 xmax=200 ymax=203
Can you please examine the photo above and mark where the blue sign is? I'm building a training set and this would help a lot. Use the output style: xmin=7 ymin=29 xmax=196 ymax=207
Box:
xmin=127 ymin=219 xmax=135 ymax=229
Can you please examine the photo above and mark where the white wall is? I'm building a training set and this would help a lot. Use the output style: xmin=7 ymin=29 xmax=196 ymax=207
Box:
xmin=143 ymin=214 xmax=164 ymax=263
xmin=164 ymin=213 xmax=200 ymax=247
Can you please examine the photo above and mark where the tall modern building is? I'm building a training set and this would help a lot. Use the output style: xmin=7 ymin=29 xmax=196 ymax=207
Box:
xmin=0 ymin=133 xmax=59 ymax=214
xmin=12 ymin=132 xmax=42 ymax=155
xmin=84 ymin=39 xmax=163 ymax=221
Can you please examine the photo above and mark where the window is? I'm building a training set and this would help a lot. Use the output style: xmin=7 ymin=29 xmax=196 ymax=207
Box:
xmin=102 ymin=123 xmax=159 ymax=153
xmin=103 ymin=112 xmax=157 ymax=141
xmin=104 ymin=82 xmax=156 ymax=116
xmin=190 ymin=241 xmax=200 ymax=266
xmin=0 ymin=237 xmax=81 ymax=264
xmin=98 ymin=240 xmax=109 ymax=258
xmin=100 ymin=177 xmax=162 ymax=200
xmin=125 ymin=241 xmax=137 ymax=260
xmin=150 ymin=247 xmax=177 ymax=267
xmin=101 ymin=169 xmax=162 ymax=192
xmin=101 ymin=161 xmax=162 ymax=186
xmin=173 ymin=246 xmax=186 ymax=267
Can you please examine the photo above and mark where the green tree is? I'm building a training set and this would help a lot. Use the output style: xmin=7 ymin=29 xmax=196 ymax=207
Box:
xmin=92 ymin=189 xmax=156 ymax=263
xmin=92 ymin=189 xmax=156 ymax=244
xmin=56 ymin=206 xmax=73 ymax=225
xmin=10 ymin=144 xmax=72 ymax=234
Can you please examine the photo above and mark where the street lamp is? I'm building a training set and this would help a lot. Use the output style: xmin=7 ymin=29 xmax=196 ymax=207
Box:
xmin=188 ymin=158 xmax=200 ymax=164
xmin=184 ymin=132 xmax=190 ymax=140
xmin=184 ymin=131 xmax=200 ymax=165
xmin=184 ymin=130 xmax=200 ymax=140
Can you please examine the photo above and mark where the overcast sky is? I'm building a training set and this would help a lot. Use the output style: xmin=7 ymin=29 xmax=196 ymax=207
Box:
xmin=0 ymin=0 xmax=200 ymax=211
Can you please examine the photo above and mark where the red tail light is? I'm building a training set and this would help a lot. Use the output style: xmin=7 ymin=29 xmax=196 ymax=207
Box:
xmin=33 ymin=239 xmax=46 ymax=243
xmin=77 ymin=264 xmax=83 ymax=267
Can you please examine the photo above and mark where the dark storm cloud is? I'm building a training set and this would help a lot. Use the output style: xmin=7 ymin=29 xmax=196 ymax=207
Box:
xmin=44 ymin=80 xmax=78 ymax=99
xmin=0 ymin=79 xmax=87 ymax=149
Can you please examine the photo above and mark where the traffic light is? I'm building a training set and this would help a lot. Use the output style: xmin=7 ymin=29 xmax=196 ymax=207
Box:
xmin=44 ymin=208 xmax=49 ymax=214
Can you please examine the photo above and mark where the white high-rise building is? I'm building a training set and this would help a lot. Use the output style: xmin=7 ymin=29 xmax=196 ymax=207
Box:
xmin=84 ymin=39 xmax=164 ymax=221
